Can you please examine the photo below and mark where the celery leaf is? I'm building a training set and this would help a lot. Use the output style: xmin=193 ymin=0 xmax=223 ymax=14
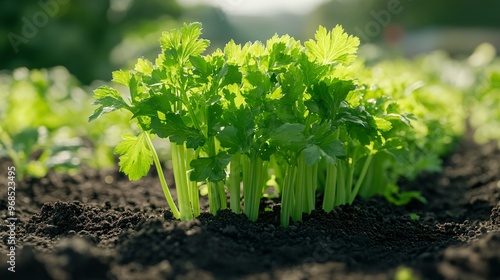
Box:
xmin=89 ymin=86 xmax=129 ymax=122
xmin=114 ymin=132 xmax=152 ymax=181
xmin=305 ymin=25 xmax=359 ymax=65
xmin=190 ymin=152 xmax=232 ymax=182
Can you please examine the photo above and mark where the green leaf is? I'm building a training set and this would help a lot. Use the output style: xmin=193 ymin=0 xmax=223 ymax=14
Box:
xmin=131 ymin=93 xmax=172 ymax=119
xmin=218 ymin=126 xmax=245 ymax=154
xmin=299 ymin=53 xmax=329 ymax=85
xmin=190 ymin=152 xmax=232 ymax=182
xmin=207 ymin=103 xmax=223 ymax=136
xmin=305 ymin=123 xmax=346 ymax=165
xmin=245 ymin=70 xmax=272 ymax=99
xmin=134 ymin=58 xmax=154 ymax=76
xmin=374 ymin=116 xmax=392 ymax=131
xmin=129 ymin=74 xmax=140 ymax=102
xmin=318 ymin=139 xmax=345 ymax=163
xmin=190 ymin=55 xmax=209 ymax=75
xmin=114 ymin=132 xmax=153 ymax=181
xmin=112 ymin=70 xmax=131 ymax=86
xmin=305 ymin=25 xmax=360 ymax=65
xmin=218 ymin=107 xmax=254 ymax=154
xmin=337 ymin=106 xmax=378 ymax=146
xmin=269 ymin=123 xmax=307 ymax=151
xmin=151 ymin=68 xmax=168 ymax=84
xmin=89 ymin=86 xmax=129 ymax=122
xmin=279 ymin=64 xmax=305 ymax=105
xmin=302 ymin=145 xmax=322 ymax=165
xmin=386 ymin=113 xmax=413 ymax=127
xmin=160 ymin=22 xmax=209 ymax=65
xmin=224 ymin=40 xmax=247 ymax=65
xmin=150 ymin=113 xmax=205 ymax=149
xmin=307 ymin=79 xmax=355 ymax=120
xmin=384 ymin=184 xmax=427 ymax=206
xmin=181 ymin=22 xmax=210 ymax=58
xmin=266 ymin=34 xmax=301 ymax=70
xmin=218 ymin=64 xmax=242 ymax=88
xmin=409 ymin=213 xmax=420 ymax=221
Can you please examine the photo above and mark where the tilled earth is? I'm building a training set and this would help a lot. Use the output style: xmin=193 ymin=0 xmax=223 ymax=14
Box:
xmin=0 ymin=133 xmax=499 ymax=280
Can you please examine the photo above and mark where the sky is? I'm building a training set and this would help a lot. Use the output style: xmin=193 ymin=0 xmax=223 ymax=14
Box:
xmin=180 ymin=0 xmax=329 ymax=16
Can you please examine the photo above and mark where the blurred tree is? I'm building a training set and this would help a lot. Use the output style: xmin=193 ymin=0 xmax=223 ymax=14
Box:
xmin=306 ymin=0 xmax=378 ymax=41
xmin=382 ymin=0 xmax=500 ymax=29
xmin=308 ymin=0 xmax=500 ymax=43
xmin=0 ymin=0 xmax=182 ymax=84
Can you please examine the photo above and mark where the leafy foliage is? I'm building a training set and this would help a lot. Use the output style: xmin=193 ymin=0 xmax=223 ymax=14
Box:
xmin=90 ymin=22 xmax=481 ymax=226
xmin=0 ymin=67 xmax=133 ymax=179
xmin=114 ymin=133 xmax=153 ymax=181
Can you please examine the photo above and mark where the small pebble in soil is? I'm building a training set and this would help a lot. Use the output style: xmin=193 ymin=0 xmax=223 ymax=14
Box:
xmin=418 ymin=252 xmax=434 ymax=261
xmin=163 ymin=211 xmax=173 ymax=220
xmin=104 ymin=201 xmax=111 ymax=210
xmin=222 ymin=225 xmax=238 ymax=237
xmin=43 ymin=225 xmax=58 ymax=235
xmin=104 ymin=175 xmax=114 ymax=184
xmin=467 ymin=230 xmax=476 ymax=237
xmin=479 ymin=227 xmax=488 ymax=234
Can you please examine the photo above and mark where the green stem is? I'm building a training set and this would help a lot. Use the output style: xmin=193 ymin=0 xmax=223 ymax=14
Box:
xmin=316 ymin=158 xmax=326 ymax=193
xmin=204 ymin=136 xmax=227 ymax=214
xmin=254 ymin=159 xmax=267 ymax=217
xmin=335 ymin=161 xmax=346 ymax=206
xmin=292 ymin=155 xmax=305 ymax=222
xmin=271 ymin=155 xmax=283 ymax=194
xmin=242 ymin=154 xmax=266 ymax=221
xmin=171 ymin=142 xmax=194 ymax=220
xmin=322 ymin=161 xmax=337 ymax=213
xmin=207 ymin=181 xmax=221 ymax=215
xmin=145 ymin=133 xmax=180 ymax=219
xmin=350 ymin=153 xmax=373 ymax=204
xmin=280 ymin=162 xmax=297 ymax=227
xmin=218 ymin=180 xmax=227 ymax=210
xmin=306 ymin=162 xmax=318 ymax=213
xmin=186 ymin=148 xmax=200 ymax=217
xmin=358 ymin=159 xmax=374 ymax=197
xmin=344 ymin=158 xmax=355 ymax=203
xmin=229 ymin=153 xmax=242 ymax=213
xmin=241 ymin=155 xmax=252 ymax=220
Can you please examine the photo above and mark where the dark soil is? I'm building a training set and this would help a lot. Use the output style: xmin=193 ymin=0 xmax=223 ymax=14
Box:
xmin=1 ymin=132 xmax=499 ymax=280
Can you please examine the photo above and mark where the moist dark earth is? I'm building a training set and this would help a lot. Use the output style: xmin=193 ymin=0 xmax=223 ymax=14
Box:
xmin=1 ymin=132 xmax=499 ymax=280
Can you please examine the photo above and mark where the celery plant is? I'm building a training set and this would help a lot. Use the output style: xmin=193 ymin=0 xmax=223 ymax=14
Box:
xmin=90 ymin=22 xmax=440 ymax=227
xmin=90 ymin=23 xmax=241 ymax=219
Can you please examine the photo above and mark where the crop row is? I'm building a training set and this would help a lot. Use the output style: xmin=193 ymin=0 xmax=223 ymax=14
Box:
xmin=90 ymin=22 xmax=500 ymax=226
xmin=2 ymin=22 xmax=498 ymax=227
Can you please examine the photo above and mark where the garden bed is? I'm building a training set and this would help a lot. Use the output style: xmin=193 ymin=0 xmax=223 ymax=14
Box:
xmin=1 ymin=131 xmax=499 ymax=280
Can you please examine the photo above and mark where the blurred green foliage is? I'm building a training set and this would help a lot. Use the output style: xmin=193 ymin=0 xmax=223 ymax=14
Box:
xmin=384 ymin=0 xmax=500 ymax=28
xmin=468 ymin=44 xmax=500 ymax=146
xmin=0 ymin=67 xmax=134 ymax=179
xmin=0 ymin=0 xmax=182 ymax=84
xmin=307 ymin=0 xmax=500 ymax=42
